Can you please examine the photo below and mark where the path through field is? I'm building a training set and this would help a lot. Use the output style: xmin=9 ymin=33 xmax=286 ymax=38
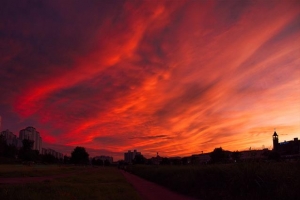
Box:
xmin=1 ymin=167 xmax=197 ymax=199
xmin=121 ymin=170 xmax=196 ymax=200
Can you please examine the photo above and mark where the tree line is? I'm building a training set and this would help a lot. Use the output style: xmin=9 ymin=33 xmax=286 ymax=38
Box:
xmin=0 ymin=135 xmax=62 ymax=164
xmin=0 ymin=135 xmax=93 ymax=165
xmin=119 ymin=147 xmax=282 ymax=167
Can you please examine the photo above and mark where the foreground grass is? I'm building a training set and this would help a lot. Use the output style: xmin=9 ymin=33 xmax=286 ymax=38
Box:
xmin=0 ymin=166 xmax=141 ymax=200
xmin=0 ymin=164 xmax=80 ymax=178
xmin=129 ymin=162 xmax=300 ymax=200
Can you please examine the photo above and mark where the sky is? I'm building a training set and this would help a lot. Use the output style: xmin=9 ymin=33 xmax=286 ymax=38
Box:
xmin=0 ymin=0 xmax=299 ymax=160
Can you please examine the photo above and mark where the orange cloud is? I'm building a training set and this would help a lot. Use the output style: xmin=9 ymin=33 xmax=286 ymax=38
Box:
xmin=0 ymin=1 xmax=299 ymax=159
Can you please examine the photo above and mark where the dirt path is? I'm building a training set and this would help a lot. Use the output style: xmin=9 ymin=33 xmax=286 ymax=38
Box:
xmin=121 ymin=170 xmax=196 ymax=200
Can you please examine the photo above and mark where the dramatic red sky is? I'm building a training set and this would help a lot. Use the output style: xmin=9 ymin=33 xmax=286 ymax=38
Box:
xmin=0 ymin=0 xmax=299 ymax=160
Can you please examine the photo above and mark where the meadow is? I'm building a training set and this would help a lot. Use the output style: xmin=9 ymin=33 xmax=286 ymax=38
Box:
xmin=0 ymin=164 xmax=78 ymax=178
xmin=0 ymin=165 xmax=141 ymax=200
xmin=128 ymin=161 xmax=300 ymax=200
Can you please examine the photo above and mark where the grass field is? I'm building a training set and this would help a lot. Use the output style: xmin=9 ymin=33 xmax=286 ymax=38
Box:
xmin=0 ymin=164 xmax=79 ymax=178
xmin=0 ymin=165 xmax=141 ymax=200
xmin=129 ymin=161 xmax=300 ymax=200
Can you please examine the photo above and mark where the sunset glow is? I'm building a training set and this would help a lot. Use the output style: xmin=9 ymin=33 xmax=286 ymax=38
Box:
xmin=0 ymin=0 xmax=299 ymax=159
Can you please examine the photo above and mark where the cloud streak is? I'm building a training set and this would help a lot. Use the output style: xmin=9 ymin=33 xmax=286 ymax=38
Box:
xmin=0 ymin=0 xmax=299 ymax=159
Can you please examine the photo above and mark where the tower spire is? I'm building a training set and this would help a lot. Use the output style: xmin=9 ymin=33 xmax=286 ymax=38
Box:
xmin=273 ymin=129 xmax=279 ymax=151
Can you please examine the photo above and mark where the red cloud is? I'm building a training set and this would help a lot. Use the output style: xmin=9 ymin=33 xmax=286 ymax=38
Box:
xmin=0 ymin=1 xmax=299 ymax=160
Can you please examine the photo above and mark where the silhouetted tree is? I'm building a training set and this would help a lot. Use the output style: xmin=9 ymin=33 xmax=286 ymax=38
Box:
xmin=133 ymin=154 xmax=146 ymax=164
xmin=97 ymin=159 xmax=104 ymax=166
xmin=104 ymin=159 xmax=110 ymax=166
xmin=92 ymin=158 xmax=104 ymax=166
xmin=210 ymin=147 xmax=229 ymax=164
xmin=19 ymin=139 xmax=38 ymax=161
xmin=91 ymin=157 xmax=97 ymax=165
xmin=0 ymin=135 xmax=7 ymax=156
xmin=22 ymin=139 xmax=34 ymax=151
xmin=146 ymin=158 xmax=153 ymax=165
xmin=42 ymin=154 xmax=57 ymax=164
xmin=118 ymin=160 xmax=128 ymax=170
xmin=70 ymin=146 xmax=89 ymax=165
xmin=4 ymin=144 xmax=17 ymax=158
xmin=64 ymin=155 xmax=71 ymax=164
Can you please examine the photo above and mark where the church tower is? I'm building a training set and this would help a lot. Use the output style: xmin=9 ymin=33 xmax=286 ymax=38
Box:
xmin=272 ymin=130 xmax=279 ymax=151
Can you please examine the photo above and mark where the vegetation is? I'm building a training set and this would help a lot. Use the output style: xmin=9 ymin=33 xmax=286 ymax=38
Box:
xmin=128 ymin=161 xmax=300 ymax=200
xmin=0 ymin=165 xmax=78 ymax=178
xmin=18 ymin=139 xmax=39 ymax=162
xmin=0 ymin=136 xmax=64 ymax=164
xmin=231 ymin=151 xmax=241 ymax=162
xmin=0 ymin=135 xmax=18 ymax=160
xmin=133 ymin=154 xmax=146 ymax=164
xmin=210 ymin=147 xmax=230 ymax=163
xmin=91 ymin=157 xmax=104 ymax=166
xmin=0 ymin=165 xmax=141 ymax=200
xmin=70 ymin=146 xmax=89 ymax=165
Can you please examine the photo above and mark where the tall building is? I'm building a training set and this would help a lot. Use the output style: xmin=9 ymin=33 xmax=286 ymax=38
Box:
xmin=124 ymin=150 xmax=141 ymax=163
xmin=19 ymin=126 xmax=42 ymax=153
xmin=1 ymin=129 xmax=16 ymax=145
xmin=272 ymin=130 xmax=279 ymax=151
xmin=0 ymin=129 xmax=22 ymax=148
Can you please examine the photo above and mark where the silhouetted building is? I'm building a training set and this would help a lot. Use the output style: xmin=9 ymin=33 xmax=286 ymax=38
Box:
xmin=239 ymin=149 xmax=269 ymax=160
xmin=1 ymin=129 xmax=16 ymax=145
xmin=0 ymin=129 xmax=22 ymax=148
xmin=272 ymin=131 xmax=299 ymax=155
xmin=151 ymin=152 xmax=162 ymax=165
xmin=41 ymin=148 xmax=63 ymax=159
xmin=19 ymin=126 xmax=42 ymax=153
xmin=124 ymin=150 xmax=141 ymax=163
xmin=273 ymin=130 xmax=279 ymax=151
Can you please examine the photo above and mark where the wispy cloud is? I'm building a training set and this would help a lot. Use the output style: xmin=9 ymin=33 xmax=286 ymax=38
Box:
xmin=0 ymin=1 xmax=299 ymax=159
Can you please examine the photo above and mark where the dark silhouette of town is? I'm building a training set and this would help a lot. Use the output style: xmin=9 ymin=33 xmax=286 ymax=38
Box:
xmin=1 ymin=124 xmax=299 ymax=165
xmin=0 ymin=126 xmax=112 ymax=165
xmin=122 ymin=130 xmax=299 ymax=165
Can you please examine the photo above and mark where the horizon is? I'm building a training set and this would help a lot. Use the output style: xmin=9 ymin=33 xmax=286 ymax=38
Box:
xmin=0 ymin=1 xmax=299 ymax=161
xmin=1 ymin=124 xmax=297 ymax=161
